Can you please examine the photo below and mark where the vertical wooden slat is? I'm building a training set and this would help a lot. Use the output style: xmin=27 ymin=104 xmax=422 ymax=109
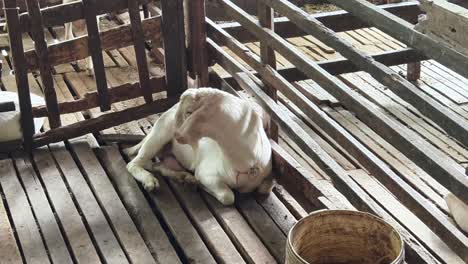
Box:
xmin=82 ymin=0 xmax=111 ymax=111
xmin=189 ymin=0 xmax=209 ymax=87
xmin=142 ymin=3 xmax=149 ymax=19
xmin=258 ymin=0 xmax=278 ymax=140
xmin=128 ymin=0 xmax=152 ymax=102
xmin=4 ymin=0 xmax=34 ymax=150
xmin=407 ymin=62 xmax=421 ymax=81
xmin=161 ymin=0 xmax=188 ymax=95
xmin=25 ymin=0 xmax=61 ymax=129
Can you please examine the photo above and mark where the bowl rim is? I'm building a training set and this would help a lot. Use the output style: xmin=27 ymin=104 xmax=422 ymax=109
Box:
xmin=286 ymin=209 xmax=405 ymax=264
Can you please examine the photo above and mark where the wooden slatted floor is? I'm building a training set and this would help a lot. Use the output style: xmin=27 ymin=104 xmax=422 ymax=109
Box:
xmin=1 ymin=12 xmax=468 ymax=264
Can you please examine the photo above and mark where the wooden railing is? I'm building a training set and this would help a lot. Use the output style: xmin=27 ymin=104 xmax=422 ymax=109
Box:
xmin=1 ymin=0 xmax=191 ymax=151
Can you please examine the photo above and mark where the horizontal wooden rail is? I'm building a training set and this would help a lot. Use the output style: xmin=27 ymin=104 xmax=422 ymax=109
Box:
xmin=207 ymin=19 xmax=468 ymax=260
xmin=24 ymin=15 xmax=161 ymax=71
xmin=216 ymin=0 xmax=468 ymax=206
xmin=0 ymin=101 xmax=15 ymax=112
xmin=327 ymin=0 xmax=468 ymax=78
xmin=33 ymin=96 xmax=178 ymax=147
xmin=18 ymin=0 xmax=152 ymax=32
xmin=261 ymin=0 xmax=468 ymax=161
xmin=217 ymin=1 xmax=420 ymax=43
xmin=32 ymin=76 xmax=166 ymax=117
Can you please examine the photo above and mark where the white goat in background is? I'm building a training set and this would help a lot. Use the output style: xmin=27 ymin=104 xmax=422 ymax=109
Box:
xmin=125 ymin=88 xmax=274 ymax=205
xmin=0 ymin=91 xmax=45 ymax=142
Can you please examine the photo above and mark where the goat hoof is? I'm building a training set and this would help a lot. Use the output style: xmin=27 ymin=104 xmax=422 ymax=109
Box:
xmin=143 ymin=177 xmax=160 ymax=191
xmin=218 ymin=191 xmax=235 ymax=206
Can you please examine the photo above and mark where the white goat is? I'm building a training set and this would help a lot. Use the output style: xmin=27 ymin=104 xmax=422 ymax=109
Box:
xmin=125 ymin=88 xmax=274 ymax=205
xmin=0 ymin=91 xmax=45 ymax=142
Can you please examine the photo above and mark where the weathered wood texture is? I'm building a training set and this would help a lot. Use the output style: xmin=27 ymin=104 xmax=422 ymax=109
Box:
xmin=416 ymin=0 xmax=468 ymax=57
xmin=4 ymin=0 xmax=34 ymax=150
xmin=25 ymin=16 xmax=161 ymax=70
xmin=188 ymin=0 xmax=209 ymax=86
xmin=25 ymin=0 xmax=61 ymax=128
xmin=18 ymin=0 xmax=153 ymax=32
xmin=82 ymin=0 xmax=111 ymax=111
xmin=216 ymin=0 xmax=468 ymax=206
xmin=219 ymin=1 xmax=420 ymax=43
xmin=32 ymin=77 xmax=166 ymax=117
xmin=207 ymin=18 xmax=468 ymax=259
xmin=161 ymin=0 xmax=188 ymax=95
xmin=128 ymin=0 xmax=152 ymax=103
xmin=327 ymin=0 xmax=468 ymax=79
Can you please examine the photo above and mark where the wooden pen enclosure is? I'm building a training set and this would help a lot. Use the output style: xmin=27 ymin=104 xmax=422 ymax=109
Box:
xmin=1 ymin=0 xmax=468 ymax=263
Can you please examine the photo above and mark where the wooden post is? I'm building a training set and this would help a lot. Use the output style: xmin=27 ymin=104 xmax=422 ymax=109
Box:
xmin=407 ymin=62 xmax=421 ymax=81
xmin=257 ymin=0 xmax=278 ymax=140
xmin=25 ymin=0 xmax=61 ymax=128
xmin=161 ymin=0 xmax=188 ymax=95
xmin=4 ymin=0 xmax=34 ymax=150
xmin=128 ymin=0 xmax=152 ymax=103
xmin=82 ymin=0 xmax=111 ymax=111
xmin=188 ymin=0 xmax=209 ymax=87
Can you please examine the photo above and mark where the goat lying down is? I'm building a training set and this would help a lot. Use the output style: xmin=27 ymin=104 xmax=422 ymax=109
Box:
xmin=125 ymin=88 xmax=274 ymax=205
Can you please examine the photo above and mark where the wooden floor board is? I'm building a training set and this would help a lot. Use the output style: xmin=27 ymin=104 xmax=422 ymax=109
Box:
xmin=70 ymin=142 xmax=156 ymax=264
xmin=49 ymin=143 xmax=128 ymax=263
xmin=33 ymin=147 xmax=101 ymax=263
xmin=0 ymin=157 xmax=50 ymax=264
xmin=96 ymin=146 xmax=181 ymax=264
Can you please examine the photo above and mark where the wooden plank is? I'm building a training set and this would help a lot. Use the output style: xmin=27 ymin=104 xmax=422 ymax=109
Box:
xmin=96 ymin=146 xmax=181 ymax=264
xmin=217 ymin=0 xmax=468 ymax=206
xmin=263 ymin=0 xmax=468 ymax=153
xmin=0 ymin=175 xmax=22 ymax=264
xmin=328 ymin=0 xmax=468 ymax=79
xmin=236 ymin=194 xmax=286 ymax=262
xmin=203 ymin=193 xmax=277 ymax=263
xmin=350 ymin=169 xmax=465 ymax=264
xmin=32 ymin=76 xmax=166 ymax=117
xmin=167 ymin=181 xmax=245 ymax=263
xmin=188 ymin=0 xmax=209 ymax=86
xmin=255 ymin=191 xmax=298 ymax=234
xmin=14 ymin=153 xmax=73 ymax=263
xmin=128 ymin=0 xmax=152 ymax=103
xmin=82 ymin=0 xmax=110 ymax=110
xmin=32 ymin=147 xmax=101 ymax=263
xmin=143 ymin=174 xmax=217 ymax=263
xmin=25 ymin=0 xmax=61 ymax=128
xmin=271 ymin=185 xmax=308 ymax=220
xmin=71 ymin=142 xmax=156 ymax=263
xmin=160 ymin=0 xmax=187 ymax=96
xmin=33 ymin=97 xmax=176 ymax=147
xmin=49 ymin=143 xmax=128 ymax=263
xmin=0 ymin=157 xmax=49 ymax=264
xmin=4 ymin=0 xmax=34 ymax=150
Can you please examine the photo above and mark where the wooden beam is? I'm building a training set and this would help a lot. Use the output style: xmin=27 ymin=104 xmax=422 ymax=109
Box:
xmin=327 ymin=0 xmax=468 ymax=79
xmin=0 ymin=101 xmax=15 ymax=112
xmin=217 ymin=0 xmax=468 ymax=205
xmin=217 ymin=1 xmax=421 ymax=43
xmin=82 ymin=0 xmax=110 ymax=111
xmin=128 ymin=0 xmax=152 ymax=103
xmin=24 ymin=16 xmax=162 ymax=71
xmin=25 ymin=0 xmax=61 ymax=128
xmin=161 ymin=0 xmax=188 ymax=95
xmin=33 ymin=97 xmax=177 ymax=147
xmin=4 ymin=0 xmax=34 ymax=150
xmin=18 ymin=0 xmax=153 ymax=32
xmin=32 ymin=77 xmax=166 ymax=117
xmin=207 ymin=20 xmax=468 ymax=259
xmin=188 ymin=0 xmax=209 ymax=86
